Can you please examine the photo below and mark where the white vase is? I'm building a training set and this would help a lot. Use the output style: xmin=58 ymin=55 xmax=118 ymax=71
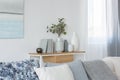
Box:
xmin=71 ymin=32 xmax=79 ymax=51
xmin=55 ymin=37 xmax=64 ymax=53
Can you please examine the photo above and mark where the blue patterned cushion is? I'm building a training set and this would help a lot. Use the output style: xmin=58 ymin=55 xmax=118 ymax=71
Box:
xmin=0 ymin=59 xmax=39 ymax=80
xmin=0 ymin=62 xmax=15 ymax=80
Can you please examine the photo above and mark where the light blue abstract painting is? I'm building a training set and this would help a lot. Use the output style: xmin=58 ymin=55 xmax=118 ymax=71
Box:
xmin=0 ymin=20 xmax=24 ymax=38
xmin=0 ymin=0 xmax=24 ymax=39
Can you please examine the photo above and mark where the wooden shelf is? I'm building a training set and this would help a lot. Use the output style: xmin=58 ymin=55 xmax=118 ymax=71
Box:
xmin=29 ymin=51 xmax=85 ymax=57
xmin=29 ymin=51 xmax=86 ymax=66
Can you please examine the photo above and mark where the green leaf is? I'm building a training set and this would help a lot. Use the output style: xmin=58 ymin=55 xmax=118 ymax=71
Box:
xmin=50 ymin=29 xmax=52 ymax=32
xmin=63 ymin=32 xmax=67 ymax=35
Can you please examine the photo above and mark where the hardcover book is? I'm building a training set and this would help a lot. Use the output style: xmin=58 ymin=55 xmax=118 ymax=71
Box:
xmin=40 ymin=39 xmax=48 ymax=53
xmin=47 ymin=39 xmax=54 ymax=53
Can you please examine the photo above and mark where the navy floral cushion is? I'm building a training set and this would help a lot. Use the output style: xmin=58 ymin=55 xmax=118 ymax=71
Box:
xmin=0 ymin=59 xmax=39 ymax=80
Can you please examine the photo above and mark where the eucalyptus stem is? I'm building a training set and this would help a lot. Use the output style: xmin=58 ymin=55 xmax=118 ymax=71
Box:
xmin=47 ymin=18 xmax=67 ymax=37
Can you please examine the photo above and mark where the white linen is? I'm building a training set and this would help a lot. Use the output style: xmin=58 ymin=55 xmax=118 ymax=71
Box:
xmin=103 ymin=57 xmax=120 ymax=80
xmin=103 ymin=57 xmax=115 ymax=72
xmin=35 ymin=64 xmax=74 ymax=80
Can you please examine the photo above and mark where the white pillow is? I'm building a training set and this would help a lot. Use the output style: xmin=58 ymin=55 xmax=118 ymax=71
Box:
xmin=103 ymin=58 xmax=115 ymax=72
xmin=35 ymin=64 xmax=74 ymax=80
xmin=103 ymin=57 xmax=120 ymax=80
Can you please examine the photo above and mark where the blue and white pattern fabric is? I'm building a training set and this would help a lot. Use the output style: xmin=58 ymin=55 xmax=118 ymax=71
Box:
xmin=0 ymin=62 xmax=15 ymax=80
xmin=0 ymin=59 xmax=39 ymax=80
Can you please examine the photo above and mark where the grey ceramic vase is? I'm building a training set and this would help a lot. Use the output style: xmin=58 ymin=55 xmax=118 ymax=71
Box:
xmin=55 ymin=37 xmax=64 ymax=53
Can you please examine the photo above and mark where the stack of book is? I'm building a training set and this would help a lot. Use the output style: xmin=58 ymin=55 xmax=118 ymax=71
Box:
xmin=40 ymin=39 xmax=54 ymax=53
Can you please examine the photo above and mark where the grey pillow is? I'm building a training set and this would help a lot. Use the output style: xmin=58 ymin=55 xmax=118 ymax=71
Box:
xmin=83 ymin=60 xmax=118 ymax=80
xmin=45 ymin=60 xmax=89 ymax=80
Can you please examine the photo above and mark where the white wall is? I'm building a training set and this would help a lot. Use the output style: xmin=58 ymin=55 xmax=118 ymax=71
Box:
xmin=0 ymin=0 xmax=88 ymax=62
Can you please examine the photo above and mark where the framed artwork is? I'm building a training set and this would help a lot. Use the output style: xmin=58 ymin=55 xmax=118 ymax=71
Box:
xmin=0 ymin=0 xmax=24 ymax=39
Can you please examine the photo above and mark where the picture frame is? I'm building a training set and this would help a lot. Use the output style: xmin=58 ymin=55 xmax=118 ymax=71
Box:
xmin=0 ymin=0 xmax=24 ymax=39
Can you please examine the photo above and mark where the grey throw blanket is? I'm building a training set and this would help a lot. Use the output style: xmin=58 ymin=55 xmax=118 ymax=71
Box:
xmin=83 ymin=60 xmax=118 ymax=80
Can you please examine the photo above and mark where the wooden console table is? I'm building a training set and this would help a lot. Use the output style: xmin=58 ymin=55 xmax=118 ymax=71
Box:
xmin=29 ymin=51 xmax=85 ymax=67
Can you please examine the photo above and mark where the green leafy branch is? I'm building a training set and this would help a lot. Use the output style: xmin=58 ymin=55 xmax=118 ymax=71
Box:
xmin=47 ymin=18 xmax=67 ymax=37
